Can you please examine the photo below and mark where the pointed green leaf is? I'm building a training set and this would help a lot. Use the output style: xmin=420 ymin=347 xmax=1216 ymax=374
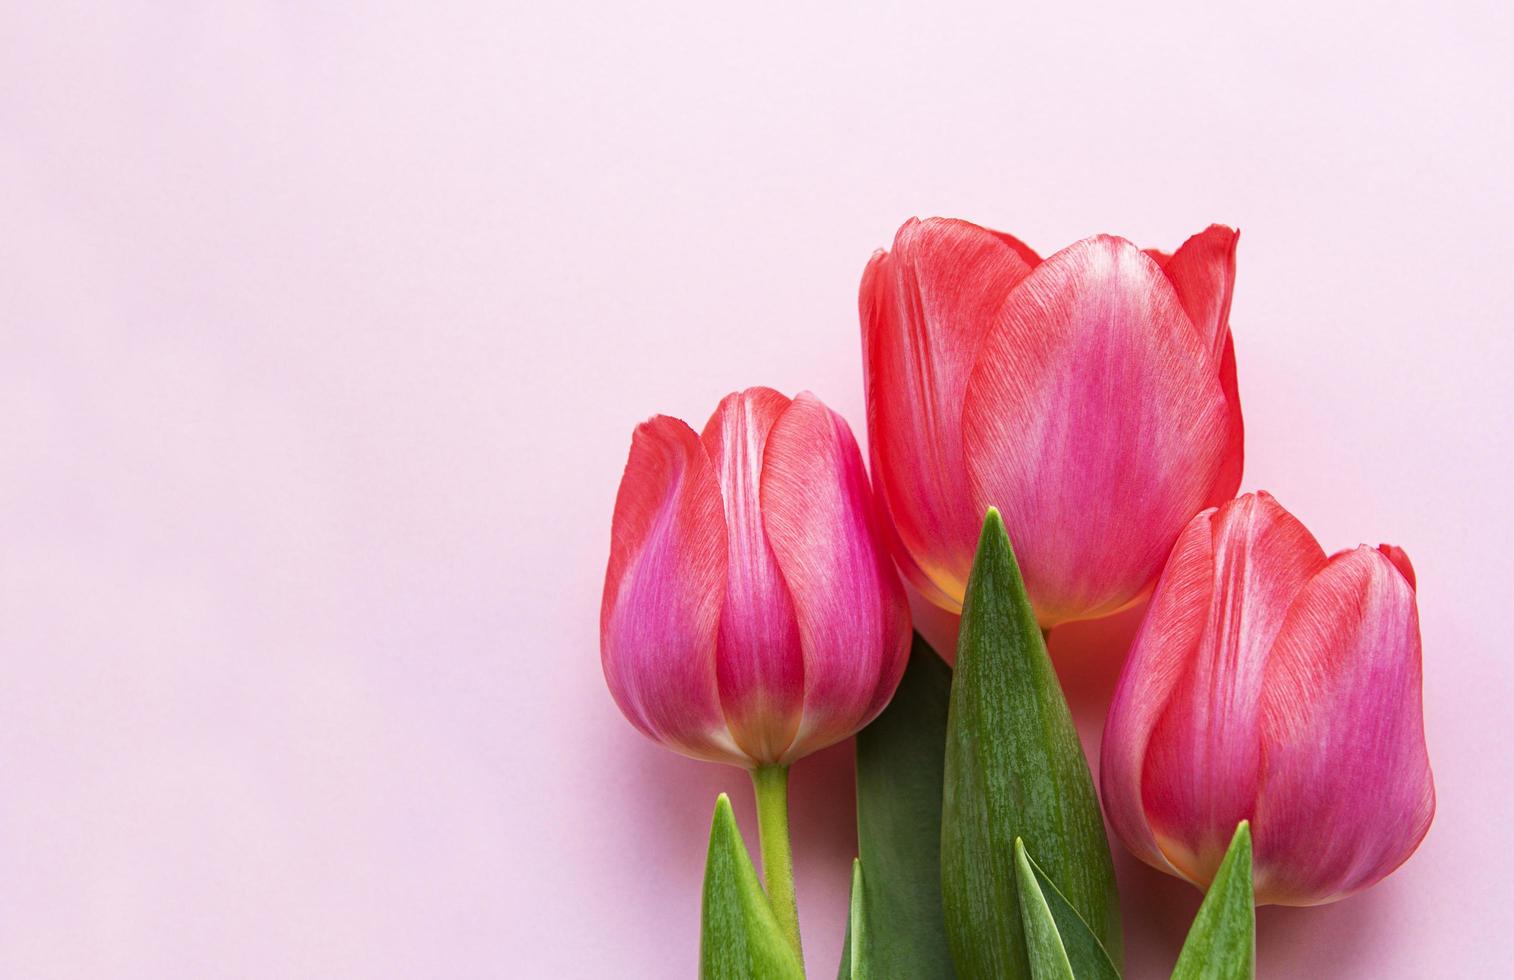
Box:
xmin=1014 ymin=840 xmax=1076 ymax=980
xmin=941 ymin=509 xmax=1122 ymax=980
xmin=837 ymin=864 xmax=854 ymax=980
xmin=854 ymin=634 xmax=956 ymax=978
xmin=700 ymin=794 xmax=805 ymax=980
xmin=834 ymin=859 xmax=872 ymax=980
xmin=1171 ymin=822 xmax=1254 ymax=980
xmin=1025 ymin=849 xmax=1121 ymax=980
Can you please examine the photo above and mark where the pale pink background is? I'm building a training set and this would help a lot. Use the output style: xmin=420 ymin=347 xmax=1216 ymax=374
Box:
xmin=3 ymin=2 xmax=1510 ymax=977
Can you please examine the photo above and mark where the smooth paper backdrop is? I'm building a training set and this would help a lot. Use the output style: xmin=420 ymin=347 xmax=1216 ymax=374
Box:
xmin=2 ymin=2 xmax=1509 ymax=976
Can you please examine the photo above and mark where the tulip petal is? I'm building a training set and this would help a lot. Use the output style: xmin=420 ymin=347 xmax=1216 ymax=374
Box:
xmin=601 ymin=416 xmax=740 ymax=764
xmin=963 ymin=236 xmax=1233 ymax=626
xmin=1207 ymin=330 xmax=1245 ymax=507
xmin=988 ymin=229 xmax=1043 ymax=268
xmin=761 ymin=393 xmax=911 ymax=761
xmin=1138 ymin=494 xmax=1326 ymax=885
xmin=1101 ymin=510 xmax=1218 ymax=879
xmin=1162 ymin=225 xmax=1238 ymax=364
xmin=697 ymin=388 xmax=807 ymax=763
xmin=1378 ymin=543 xmax=1417 ymax=589
xmin=1252 ymin=546 xmax=1435 ymax=905
xmin=862 ymin=218 xmax=1036 ymax=610
xmin=1162 ymin=225 xmax=1244 ymax=506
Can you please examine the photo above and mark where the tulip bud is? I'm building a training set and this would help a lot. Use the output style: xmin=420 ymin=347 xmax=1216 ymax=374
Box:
xmin=1101 ymin=492 xmax=1434 ymax=906
xmin=601 ymin=387 xmax=911 ymax=768
xmin=861 ymin=219 xmax=1244 ymax=630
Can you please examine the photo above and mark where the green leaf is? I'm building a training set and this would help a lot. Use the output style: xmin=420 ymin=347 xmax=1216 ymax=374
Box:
xmin=941 ymin=509 xmax=1122 ymax=980
xmin=854 ymin=634 xmax=956 ymax=978
xmin=836 ymin=859 xmax=872 ymax=980
xmin=1014 ymin=839 xmax=1076 ymax=980
xmin=837 ymin=865 xmax=853 ymax=980
xmin=1024 ymin=849 xmax=1121 ymax=980
xmin=1171 ymin=822 xmax=1254 ymax=980
xmin=700 ymin=794 xmax=805 ymax=980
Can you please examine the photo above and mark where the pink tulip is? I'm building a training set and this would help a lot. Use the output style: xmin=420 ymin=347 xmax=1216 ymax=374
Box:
xmin=1101 ymin=492 xmax=1434 ymax=905
xmin=601 ymin=387 xmax=911 ymax=768
xmin=861 ymin=218 xmax=1244 ymax=629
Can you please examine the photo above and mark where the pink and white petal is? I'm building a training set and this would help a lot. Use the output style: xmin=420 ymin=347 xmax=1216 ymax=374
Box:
xmin=859 ymin=254 xmax=957 ymax=613
xmin=1162 ymin=225 xmax=1239 ymax=364
xmin=1137 ymin=494 xmax=1327 ymax=885
xmin=987 ymin=228 xmax=1043 ymax=268
xmin=601 ymin=416 xmax=742 ymax=764
xmin=1162 ymin=225 xmax=1245 ymax=507
xmin=699 ymin=388 xmax=807 ymax=764
xmin=1378 ymin=543 xmax=1417 ymax=590
xmin=1205 ymin=330 xmax=1245 ymax=508
xmin=1253 ymin=547 xmax=1435 ymax=905
xmin=867 ymin=449 xmax=959 ymax=613
xmin=962 ymin=236 xmax=1232 ymax=626
xmin=862 ymin=218 xmax=1037 ymax=611
xmin=761 ymin=393 xmax=911 ymax=762
xmin=1102 ymin=510 xmax=1219 ymax=880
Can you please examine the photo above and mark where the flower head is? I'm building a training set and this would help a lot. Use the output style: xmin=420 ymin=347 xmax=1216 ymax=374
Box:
xmin=601 ymin=388 xmax=911 ymax=768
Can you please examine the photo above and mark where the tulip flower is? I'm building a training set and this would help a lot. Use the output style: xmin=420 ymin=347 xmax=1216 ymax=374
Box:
xmin=861 ymin=218 xmax=1244 ymax=630
xmin=601 ymin=386 xmax=911 ymax=767
xmin=601 ymin=387 xmax=911 ymax=960
xmin=1101 ymin=492 xmax=1435 ymax=906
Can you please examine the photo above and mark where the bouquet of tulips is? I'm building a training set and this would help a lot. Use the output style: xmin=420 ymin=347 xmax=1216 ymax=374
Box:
xmin=600 ymin=220 xmax=1433 ymax=979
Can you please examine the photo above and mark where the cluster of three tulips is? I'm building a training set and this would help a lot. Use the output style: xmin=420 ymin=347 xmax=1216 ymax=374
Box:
xmin=601 ymin=218 xmax=1432 ymax=968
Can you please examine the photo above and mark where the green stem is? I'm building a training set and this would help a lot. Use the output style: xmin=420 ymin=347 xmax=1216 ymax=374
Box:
xmin=750 ymin=764 xmax=804 ymax=966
